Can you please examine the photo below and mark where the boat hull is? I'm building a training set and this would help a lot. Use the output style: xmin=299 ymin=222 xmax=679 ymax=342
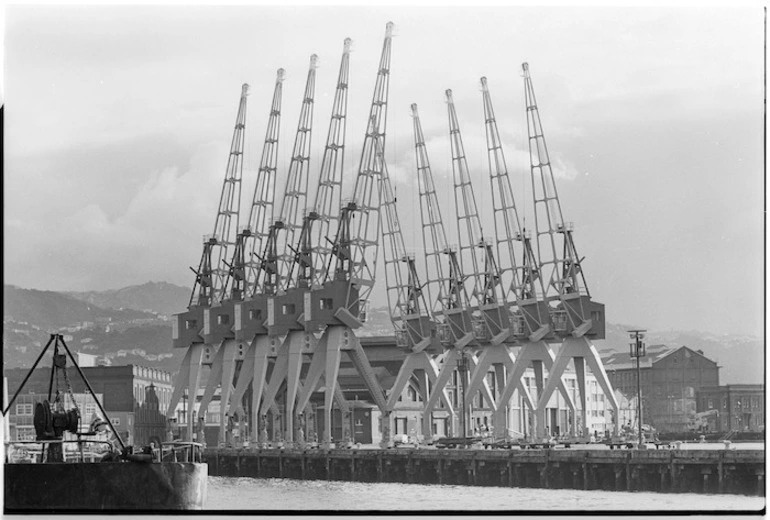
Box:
xmin=4 ymin=461 xmax=207 ymax=511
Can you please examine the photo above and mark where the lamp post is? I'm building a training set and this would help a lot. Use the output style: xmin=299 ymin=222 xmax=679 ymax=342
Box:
xmin=457 ymin=351 xmax=469 ymax=438
xmin=628 ymin=329 xmax=647 ymax=449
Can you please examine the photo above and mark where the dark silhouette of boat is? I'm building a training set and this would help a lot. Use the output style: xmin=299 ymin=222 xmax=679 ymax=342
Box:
xmin=3 ymin=334 xmax=207 ymax=511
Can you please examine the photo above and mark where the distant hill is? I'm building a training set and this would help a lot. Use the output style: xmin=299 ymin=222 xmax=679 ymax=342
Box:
xmin=67 ymin=281 xmax=191 ymax=316
xmin=3 ymin=285 xmax=156 ymax=329
xmin=593 ymin=323 xmax=763 ymax=385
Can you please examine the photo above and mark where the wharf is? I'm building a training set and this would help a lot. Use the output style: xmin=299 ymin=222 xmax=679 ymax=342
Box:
xmin=204 ymin=447 xmax=765 ymax=496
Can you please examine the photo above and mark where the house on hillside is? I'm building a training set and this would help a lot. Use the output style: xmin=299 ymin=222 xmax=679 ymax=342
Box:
xmin=603 ymin=345 xmax=720 ymax=432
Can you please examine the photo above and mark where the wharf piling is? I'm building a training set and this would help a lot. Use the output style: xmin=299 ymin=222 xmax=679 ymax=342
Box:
xmin=204 ymin=447 xmax=764 ymax=496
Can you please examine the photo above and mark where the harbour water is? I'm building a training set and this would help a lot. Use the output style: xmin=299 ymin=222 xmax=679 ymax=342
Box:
xmin=207 ymin=476 xmax=765 ymax=512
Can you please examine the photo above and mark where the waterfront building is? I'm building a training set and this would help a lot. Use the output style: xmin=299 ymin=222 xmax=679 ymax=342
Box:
xmin=602 ymin=345 xmax=720 ymax=432
xmin=4 ymin=363 xmax=174 ymax=446
xmin=696 ymin=384 xmax=764 ymax=432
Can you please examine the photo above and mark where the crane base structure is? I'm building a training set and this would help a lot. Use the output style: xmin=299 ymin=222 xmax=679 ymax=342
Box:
xmin=421 ymin=348 xmax=496 ymax=440
xmin=492 ymin=341 xmax=577 ymax=441
xmin=386 ymin=351 xmax=454 ymax=443
xmin=534 ymin=336 xmax=620 ymax=440
xmin=294 ymin=325 xmax=391 ymax=449
xmin=464 ymin=344 xmax=537 ymax=440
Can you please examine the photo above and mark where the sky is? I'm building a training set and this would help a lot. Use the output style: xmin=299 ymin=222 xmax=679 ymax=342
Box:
xmin=3 ymin=6 xmax=764 ymax=338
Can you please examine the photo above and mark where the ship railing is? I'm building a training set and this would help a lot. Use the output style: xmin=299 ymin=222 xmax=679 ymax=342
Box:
xmin=159 ymin=441 xmax=204 ymax=463
xmin=5 ymin=439 xmax=116 ymax=464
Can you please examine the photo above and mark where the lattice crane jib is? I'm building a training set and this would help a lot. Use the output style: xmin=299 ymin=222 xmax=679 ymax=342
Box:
xmin=445 ymin=89 xmax=510 ymax=345
xmin=412 ymin=103 xmax=474 ymax=350
xmin=173 ymin=84 xmax=249 ymax=350
xmin=522 ymin=63 xmax=603 ymax=339
xmin=226 ymin=69 xmax=286 ymax=347
xmin=264 ymin=55 xmax=317 ymax=299
xmin=480 ymin=77 xmax=551 ymax=342
xmin=324 ymin=22 xmax=393 ymax=328
xmin=290 ymin=38 xmax=353 ymax=292
xmin=377 ymin=138 xmax=436 ymax=354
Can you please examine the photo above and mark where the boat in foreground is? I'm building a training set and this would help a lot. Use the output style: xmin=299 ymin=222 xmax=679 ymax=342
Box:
xmin=3 ymin=333 xmax=208 ymax=511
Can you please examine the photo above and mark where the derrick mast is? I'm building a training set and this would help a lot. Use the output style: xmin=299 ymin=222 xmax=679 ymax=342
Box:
xmin=480 ymin=76 xmax=549 ymax=340
xmin=288 ymin=38 xmax=351 ymax=292
xmin=233 ymin=69 xmax=285 ymax=343
xmin=477 ymin=76 xmax=577 ymax=442
xmin=523 ymin=62 xmax=601 ymax=338
xmin=293 ymin=23 xmax=395 ymax=449
xmin=445 ymin=89 xmax=510 ymax=345
xmin=170 ymin=83 xmax=249 ymax=440
xmin=412 ymin=103 xmax=495 ymax=438
xmin=191 ymin=83 xmax=248 ymax=309
xmin=325 ymin=22 xmax=393 ymax=322
xmin=262 ymin=55 xmax=317 ymax=297
xmin=517 ymin=63 xmax=616 ymax=440
xmin=379 ymin=132 xmax=450 ymax=440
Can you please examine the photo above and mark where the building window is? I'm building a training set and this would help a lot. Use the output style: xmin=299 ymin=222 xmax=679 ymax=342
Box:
xmin=15 ymin=404 xmax=33 ymax=416
xmin=320 ymin=298 xmax=333 ymax=310
xmin=249 ymin=309 xmax=261 ymax=321
xmin=217 ymin=314 xmax=229 ymax=325
xmin=16 ymin=426 xmax=35 ymax=441
xmin=723 ymin=397 xmax=728 ymax=409
xmin=185 ymin=319 xmax=197 ymax=330
xmin=708 ymin=399 xmax=713 ymax=409
xmin=112 ymin=418 xmax=120 ymax=426
xmin=282 ymin=304 xmax=295 ymax=315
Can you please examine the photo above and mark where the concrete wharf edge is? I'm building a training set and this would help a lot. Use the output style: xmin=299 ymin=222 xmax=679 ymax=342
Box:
xmin=204 ymin=447 xmax=765 ymax=497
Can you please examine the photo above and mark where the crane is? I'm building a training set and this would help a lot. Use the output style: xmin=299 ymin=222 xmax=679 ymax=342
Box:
xmin=293 ymin=22 xmax=395 ymax=448
xmin=410 ymin=101 xmax=498 ymax=440
xmin=259 ymin=39 xmax=358 ymax=447
xmin=253 ymin=54 xmax=319 ymax=447
xmin=169 ymin=83 xmax=249 ymax=441
xmin=227 ymin=69 xmax=287 ymax=446
xmin=469 ymin=76 xmax=576 ymax=442
xmin=512 ymin=63 xmax=617 ymax=440
xmin=196 ymin=69 xmax=290 ymax=446
xmin=378 ymin=125 xmax=452 ymax=442
xmin=225 ymin=69 xmax=286 ymax=446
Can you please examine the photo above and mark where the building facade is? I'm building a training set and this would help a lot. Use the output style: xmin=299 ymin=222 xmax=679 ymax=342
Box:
xmin=603 ymin=345 xmax=720 ymax=432
xmin=696 ymin=385 xmax=764 ymax=432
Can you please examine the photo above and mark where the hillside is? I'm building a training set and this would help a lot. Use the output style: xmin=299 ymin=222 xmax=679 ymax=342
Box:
xmin=3 ymin=285 xmax=156 ymax=329
xmin=593 ymin=323 xmax=764 ymax=385
xmin=67 ymin=281 xmax=190 ymax=316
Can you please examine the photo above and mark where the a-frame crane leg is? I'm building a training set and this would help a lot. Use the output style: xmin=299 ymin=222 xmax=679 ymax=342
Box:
xmin=536 ymin=336 xmax=620 ymax=439
xmin=466 ymin=353 xmax=497 ymax=426
xmin=296 ymin=332 xmax=329 ymax=413
xmin=387 ymin=351 xmax=453 ymax=443
xmin=424 ymin=349 xmax=463 ymax=435
xmin=280 ymin=330 xmax=316 ymax=446
xmin=231 ymin=342 xmax=256 ymax=418
xmin=259 ymin=340 xmax=290 ymax=433
xmin=197 ymin=341 xmax=225 ymax=422
xmin=496 ymin=342 xmax=569 ymax=441
xmin=534 ymin=346 xmax=578 ymax=438
xmin=321 ymin=327 xmax=344 ymax=449
xmin=168 ymin=343 xmax=205 ymax=441
xmin=228 ymin=335 xmax=273 ymax=444
xmin=465 ymin=345 xmax=531 ymax=439
xmin=344 ymin=332 xmax=390 ymax=447
xmin=217 ymin=339 xmax=239 ymax=444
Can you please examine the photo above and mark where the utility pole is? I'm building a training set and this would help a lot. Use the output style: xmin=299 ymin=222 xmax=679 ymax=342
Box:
xmin=628 ymin=329 xmax=647 ymax=449
xmin=457 ymin=351 xmax=469 ymax=438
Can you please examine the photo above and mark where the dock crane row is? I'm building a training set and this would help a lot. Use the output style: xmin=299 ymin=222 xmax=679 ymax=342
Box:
xmin=170 ymin=23 xmax=616 ymax=448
